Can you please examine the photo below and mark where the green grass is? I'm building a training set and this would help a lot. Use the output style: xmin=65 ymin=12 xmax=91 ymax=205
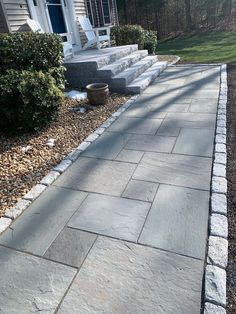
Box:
xmin=157 ymin=31 xmax=236 ymax=63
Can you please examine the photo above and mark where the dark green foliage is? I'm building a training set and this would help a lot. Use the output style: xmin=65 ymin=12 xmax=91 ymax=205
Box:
xmin=0 ymin=70 xmax=64 ymax=133
xmin=0 ymin=32 xmax=65 ymax=133
xmin=144 ymin=30 xmax=158 ymax=54
xmin=111 ymin=25 xmax=146 ymax=49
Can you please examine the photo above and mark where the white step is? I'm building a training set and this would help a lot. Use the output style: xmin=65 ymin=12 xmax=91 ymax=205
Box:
xmin=97 ymin=50 xmax=148 ymax=79
xmin=110 ymin=55 xmax=158 ymax=90
xmin=126 ymin=61 xmax=168 ymax=94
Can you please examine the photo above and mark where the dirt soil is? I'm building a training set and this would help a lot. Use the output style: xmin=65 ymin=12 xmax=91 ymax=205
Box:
xmin=226 ymin=64 xmax=236 ymax=313
xmin=0 ymin=94 xmax=129 ymax=217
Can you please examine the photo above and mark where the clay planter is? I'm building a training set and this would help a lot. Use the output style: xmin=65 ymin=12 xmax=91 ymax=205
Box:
xmin=86 ymin=83 xmax=109 ymax=106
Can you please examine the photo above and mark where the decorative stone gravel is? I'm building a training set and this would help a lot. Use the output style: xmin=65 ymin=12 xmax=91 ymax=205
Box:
xmin=207 ymin=236 xmax=228 ymax=269
xmin=211 ymin=193 xmax=227 ymax=215
xmin=40 ymin=171 xmax=60 ymax=186
xmin=204 ymin=302 xmax=226 ymax=314
xmin=0 ymin=217 xmax=12 ymax=234
xmin=210 ymin=214 xmax=228 ymax=239
xmin=205 ymin=265 xmax=226 ymax=307
xmin=4 ymin=199 xmax=31 ymax=220
xmin=23 ymin=184 xmax=47 ymax=201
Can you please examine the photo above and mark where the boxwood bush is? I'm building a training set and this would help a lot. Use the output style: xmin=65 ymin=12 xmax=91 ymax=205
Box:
xmin=112 ymin=25 xmax=158 ymax=53
xmin=0 ymin=70 xmax=63 ymax=133
xmin=0 ymin=32 xmax=65 ymax=133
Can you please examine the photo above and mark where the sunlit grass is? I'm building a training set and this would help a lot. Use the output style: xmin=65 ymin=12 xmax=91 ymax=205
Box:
xmin=157 ymin=32 xmax=236 ymax=63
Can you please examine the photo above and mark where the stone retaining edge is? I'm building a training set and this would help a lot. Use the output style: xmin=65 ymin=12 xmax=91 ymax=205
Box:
xmin=204 ymin=64 xmax=228 ymax=314
xmin=0 ymin=95 xmax=140 ymax=233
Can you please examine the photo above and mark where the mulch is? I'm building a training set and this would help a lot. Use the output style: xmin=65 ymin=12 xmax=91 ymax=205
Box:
xmin=0 ymin=94 xmax=129 ymax=217
xmin=226 ymin=64 xmax=236 ymax=313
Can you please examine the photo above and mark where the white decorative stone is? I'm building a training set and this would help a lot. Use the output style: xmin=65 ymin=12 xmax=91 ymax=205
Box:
xmin=215 ymin=143 xmax=226 ymax=154
xmin=210 ymin=214 xmax=228 ymax=239
xmin=77 ymin=141 xmax=91 ymax=151
xmin=207 ymin=236 xmax=228 ymax=269
xmin=40 ymin=171 xmax=60 ymax=186
xmin=94 ymin=127 xmax=106 ymax=135
xmin=53 ymin=160 xmax=72 ymax=174
xmin=66 ymin=149 xmax=82 ymax=161
xmin=212 ymin=177 xmax=227 ymax=194
xmin=84 ymin=133 xmax=99 ymax=143
xmin=214 ymin=153 xmax=227 ymax=165
xmin=0 ymin=218 xmax=12 ymax=234
xmin=23 ymin=184 xmax=47 ymax=201
xmin=213 ymin=163 xmax=226 ymax=178
xmin=4 ymin=199 xmax=31 ymax=220
xmin=211 ymin=193 xmax=227 ymax=215
xmin=215 ymin=134 xmax=226 ymax=144
xmin=216 ymin=127 xmax=226 ymax=135
xmin=204 ymin=302 xmax=226 ymax=314
xmin=205 ymin=265 xmax=226 ymax=307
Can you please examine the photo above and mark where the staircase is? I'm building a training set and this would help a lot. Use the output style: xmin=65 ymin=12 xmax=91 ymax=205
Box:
xmin=64 ymin=45 xmax=167 ymax=94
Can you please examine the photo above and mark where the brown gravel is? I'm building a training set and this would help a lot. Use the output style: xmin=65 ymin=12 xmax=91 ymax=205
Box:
xmin=0 ymin=94 xmax=129 ymax=217
xmin=226 ymin=64 xmax=236 ymax=313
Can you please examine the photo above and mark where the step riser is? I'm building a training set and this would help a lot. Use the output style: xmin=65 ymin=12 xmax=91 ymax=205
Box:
xmin=97 ymin=51 xmax=148 ymax=79
xmin=110 ymin=57 xmax=157 ymax=89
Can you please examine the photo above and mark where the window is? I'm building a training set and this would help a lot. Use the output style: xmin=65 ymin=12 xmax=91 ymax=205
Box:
xmin=86 ymin=0 xmax=95 ymax=26
xmin=86 ymin=0 xmax=111 ymax=27
xmin=101 ymin=0 xmax=111 ymax=25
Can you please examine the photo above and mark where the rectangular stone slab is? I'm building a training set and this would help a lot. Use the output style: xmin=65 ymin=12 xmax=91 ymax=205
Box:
xmin=189 ymin=99 xmax=218 ymax=113
xmin=81 ymin=131 xmax=131 ymax=160
xmin=68 ymin=194 xmax=150 ymax=242
xmin=133 ymin=152 xmax=212 ymax=190
xmin=139 ymin=185 xmax=210 ymax=259
xmin=122 ymin=179 xmax=158 ymax=202
xmin=162 ymin=113 xmax=216 ymax=129
xmin=0 ymin=186 xmax=87 ymax=255
xmin=173 ymin=128 xmax=215 ymax=157
xmin=44 ymin=228 xmax=97 ymax=268
xmin=57 ymin=237 xmax=204 ymax=314
xmin=0 ymin=245 xmax=76 ymax=313
xmin=54 ymin=157 xmax=136 ymax=196
xmin=123 ymin=104 xmax=167 ymax=119
xmin=108 ymin=116 xmax=162 ymax=135
xmin=125 ymin=134 xmax=176 ymax=153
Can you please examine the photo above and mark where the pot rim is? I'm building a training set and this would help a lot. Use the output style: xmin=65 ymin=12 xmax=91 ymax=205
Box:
xmin=86 ymin=83 xmax=109 ymax=91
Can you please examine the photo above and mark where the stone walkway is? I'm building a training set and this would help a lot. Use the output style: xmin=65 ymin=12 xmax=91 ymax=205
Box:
xmin=0 ymin=65 xmax=221 ymax=313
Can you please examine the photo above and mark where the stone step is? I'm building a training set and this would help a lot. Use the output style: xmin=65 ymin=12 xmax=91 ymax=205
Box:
xmin=110 ymin=55 xmax=158 ymax=91
xmin=97 ymin=50 xmax=148 ymax=79
xmin=126 ymin=61 xmax=168 ymax=94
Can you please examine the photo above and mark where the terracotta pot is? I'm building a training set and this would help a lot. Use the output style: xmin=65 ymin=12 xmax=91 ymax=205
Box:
xmin=86 ymin=83 xmax=109 ymax=106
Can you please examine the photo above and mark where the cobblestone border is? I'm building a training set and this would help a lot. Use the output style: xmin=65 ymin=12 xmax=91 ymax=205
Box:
xmin=0 ymin=95 xmax=139 ymax=233
xmin=204 ymin=64 xmax=228 ymax=314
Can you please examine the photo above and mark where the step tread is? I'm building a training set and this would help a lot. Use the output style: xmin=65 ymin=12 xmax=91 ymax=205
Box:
xmin=126 ymin=61 xmax=168 ymax=94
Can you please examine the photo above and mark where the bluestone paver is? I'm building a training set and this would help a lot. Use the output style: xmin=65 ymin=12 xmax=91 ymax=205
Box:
xmin=122 ymin=179 xmax=159 ymax=202
xmin=133 ymin=152 xmax=212 ymax=190
xmin=0 ymin=186 xmax=87 ymax=255
xmin=189 ymin=99 xmax=218 ymax=113
xmin=57 ymin=237 xmax=204 ymax=314
xmin=173 ymin=128 xmax=215 ymax=157
xmin=115 ymin=149 xmax=144 ymax=163
xmin=125 ymin=134 xmax=176 ymax=153
xmin=139 ymin=185 xmax=209 ymax=259
xmin=156 ymin=126 xmax=181 ymax=137
xmin=68 ymin=194 xmax=150 ymax=242
xmin=54 ymin=157 xmax=136 ymax=196
xmin=0 ymin=245 xmax=76 ymax=313
xmin=44 ymin=228 xmax=97 ymax=268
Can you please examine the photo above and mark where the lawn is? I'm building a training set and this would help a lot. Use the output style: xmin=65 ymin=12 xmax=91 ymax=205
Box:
xmin=157 ymin=31 xmax=236 ymax=63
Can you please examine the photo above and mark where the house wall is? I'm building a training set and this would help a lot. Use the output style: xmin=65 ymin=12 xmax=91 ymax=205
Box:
xmin=73 ymin=0 xmax=87 ymax=46
xmin=0 ymin=1 xmax=9 ymax=32
xmin=1 ymin=0 xmax=30 ymax=32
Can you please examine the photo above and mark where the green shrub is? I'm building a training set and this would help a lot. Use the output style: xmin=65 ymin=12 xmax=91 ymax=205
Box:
xmin=144 ymin=30 xmax=158 ymax=54
xmin=0 ymin=32 xmax=65 ymax=87
xmin=0 ymin=70 xmax=64 ymax=133
xmin=111 ymin=25 xmax=146 ymax=49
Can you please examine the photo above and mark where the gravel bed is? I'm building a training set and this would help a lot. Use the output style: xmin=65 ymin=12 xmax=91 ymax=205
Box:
xmin=0 ymin=94 xmax=129 ymax=217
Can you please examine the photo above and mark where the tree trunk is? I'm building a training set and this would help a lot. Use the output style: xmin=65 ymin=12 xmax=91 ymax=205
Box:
xmin=184 ymin=0 xmax=192 ymax=30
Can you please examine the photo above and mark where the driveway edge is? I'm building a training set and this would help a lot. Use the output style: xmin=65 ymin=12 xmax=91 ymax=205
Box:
xmin=204 ymin=64 xmax=228 ymax=314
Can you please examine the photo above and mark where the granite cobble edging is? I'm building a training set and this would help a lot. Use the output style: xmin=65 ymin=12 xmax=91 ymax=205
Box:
xmin=0 ymin=95 xmax=139 ymax=234
xmin=204 ymin=64 xmax=228 ymax=314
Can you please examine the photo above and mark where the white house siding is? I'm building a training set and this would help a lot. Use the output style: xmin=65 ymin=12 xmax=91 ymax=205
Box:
xmin=73 ymin=0 xmax=87 ymax=45
xmin=2 ymin=0 xmax=30 ymax=32
xmin=0 ymin=2 xmax=9 ymax=32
